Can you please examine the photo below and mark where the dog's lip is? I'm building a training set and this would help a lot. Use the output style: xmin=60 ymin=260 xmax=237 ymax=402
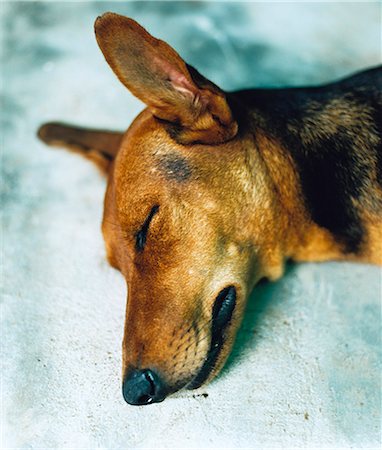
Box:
xmin=186 ymin=285 xmax=237 ymax=390
xmin=186 ymin=340 xmax=223 ymax=390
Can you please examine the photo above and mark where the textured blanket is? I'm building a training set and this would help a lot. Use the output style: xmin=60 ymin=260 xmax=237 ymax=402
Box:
xmin=2 ymin=1 xmax=381 ymax=448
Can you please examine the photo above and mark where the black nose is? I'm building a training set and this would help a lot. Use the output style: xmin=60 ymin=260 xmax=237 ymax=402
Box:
xmin=122 ymin=369 xmax=167 ymax=405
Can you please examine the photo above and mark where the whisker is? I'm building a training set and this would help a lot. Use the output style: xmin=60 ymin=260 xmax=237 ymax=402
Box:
xmin=172 ymin=316 xmax=213 ymax=357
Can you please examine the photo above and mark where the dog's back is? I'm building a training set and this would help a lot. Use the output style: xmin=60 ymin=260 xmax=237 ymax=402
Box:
xmin=232 ymin=66 xmax=382 ymax=257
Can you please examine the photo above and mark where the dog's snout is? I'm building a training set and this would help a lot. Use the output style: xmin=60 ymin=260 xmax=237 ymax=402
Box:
xmin=122 ymin=369 xmax=167 ymax=405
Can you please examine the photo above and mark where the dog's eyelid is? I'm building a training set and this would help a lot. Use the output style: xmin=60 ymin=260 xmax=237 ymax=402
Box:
xmin=135 ymin=204 xmax=160 ymax=251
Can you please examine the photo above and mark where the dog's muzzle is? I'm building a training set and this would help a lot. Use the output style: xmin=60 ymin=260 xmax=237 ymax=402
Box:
xmin=122 ymin=286 xmax=237 ymax=405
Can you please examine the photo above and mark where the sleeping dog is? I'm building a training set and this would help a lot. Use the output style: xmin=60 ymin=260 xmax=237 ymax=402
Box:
xmin=38 ymin=12 xmax=382 ymax=405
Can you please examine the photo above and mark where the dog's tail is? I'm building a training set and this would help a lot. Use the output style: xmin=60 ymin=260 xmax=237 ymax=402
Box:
xmin=37 ymin=122 xmax=124 ymax=172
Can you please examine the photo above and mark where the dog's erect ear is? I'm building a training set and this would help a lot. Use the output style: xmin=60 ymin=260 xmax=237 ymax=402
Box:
xmin=94 ymin=12 xmax=238 ymax=145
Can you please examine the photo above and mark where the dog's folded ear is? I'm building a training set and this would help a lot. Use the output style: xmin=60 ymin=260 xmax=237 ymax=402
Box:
xmin=94 ymin=12 xmax=238 ymax=145
xmin=37 ymin=122 xmax=123 ymax=173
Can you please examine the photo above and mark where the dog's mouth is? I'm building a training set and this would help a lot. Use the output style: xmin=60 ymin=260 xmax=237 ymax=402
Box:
xmin=121 ymin=286 xmax=237 ymax=405
xmin=187 ymin=285 xmax=237 ymax=390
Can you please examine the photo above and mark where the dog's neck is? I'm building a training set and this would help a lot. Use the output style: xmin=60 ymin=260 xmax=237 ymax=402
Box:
xmin=230 ymin=91 xmax=359 ymax=275
xmin=230 ymin=68 xmax=382 ymax=265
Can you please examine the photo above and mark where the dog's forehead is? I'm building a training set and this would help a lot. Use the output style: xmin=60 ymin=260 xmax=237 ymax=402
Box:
xmin=116 ymin=112 xmax=192 ymax=181
xmin=117 ymin=110 xmax=247 ymax=185
xmin=113 ymin=110 xmax=248 ymax=206
xmin=156 ymin=153 xmax=192 ymax=183
xmin=115 ymin=144 xmax=194 ymax=191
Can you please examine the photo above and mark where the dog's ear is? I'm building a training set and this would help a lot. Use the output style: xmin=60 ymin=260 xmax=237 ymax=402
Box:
xmin=94 ymin=12 xmax=238 ymax=145
xmin=37 ymin=122 xmax=123 ymax=173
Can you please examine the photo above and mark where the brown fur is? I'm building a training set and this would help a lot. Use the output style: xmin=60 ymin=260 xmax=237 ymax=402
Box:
xmin=38 ymin=12 xmax=382 ymax=403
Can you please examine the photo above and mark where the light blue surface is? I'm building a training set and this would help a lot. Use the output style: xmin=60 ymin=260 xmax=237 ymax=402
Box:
xmin=2 ymin=1 xmax=381 ymax=448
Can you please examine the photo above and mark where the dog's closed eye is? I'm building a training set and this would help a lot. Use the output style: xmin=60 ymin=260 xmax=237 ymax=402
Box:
xmin=135 ymin=205 xmax=160 ymax=251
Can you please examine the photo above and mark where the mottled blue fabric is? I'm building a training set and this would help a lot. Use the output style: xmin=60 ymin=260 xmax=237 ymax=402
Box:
xmin=2 ymin=2 xmax=381 ymax=448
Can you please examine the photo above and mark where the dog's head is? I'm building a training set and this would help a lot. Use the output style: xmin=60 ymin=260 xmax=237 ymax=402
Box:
xmin=92 ymin=13 xmax=283 ymax=405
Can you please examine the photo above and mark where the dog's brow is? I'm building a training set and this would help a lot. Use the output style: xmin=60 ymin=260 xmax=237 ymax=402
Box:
xmin=135 ymin=205 xmax=160 ymax=251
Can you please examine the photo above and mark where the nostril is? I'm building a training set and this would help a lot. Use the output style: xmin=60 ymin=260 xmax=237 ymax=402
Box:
xmin=137 ymin=394 xmax=153 ymax=404
xmin=122 ymin=368 xmax=167 ymax=406
xmin=144 ymin=369 xmax=156 ymax=396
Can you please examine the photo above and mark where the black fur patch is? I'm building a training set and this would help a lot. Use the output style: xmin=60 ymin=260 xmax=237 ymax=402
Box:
xmin=287 ymin=128 xmax=369 ymax=252
xmin=158 ymin=154 xmax=192 ymax=182
xmin=372 ymin=102 xmax=382 ymax=188
xmin=232 ymin=65 xmax=382 ymax=253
